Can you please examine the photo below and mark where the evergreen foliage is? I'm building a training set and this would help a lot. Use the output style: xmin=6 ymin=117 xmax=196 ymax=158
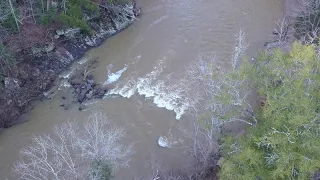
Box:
xmin=39 ymin=7 xmax=58 ymax=25
xmin=59 ymin=13 xmax=93 ymax=34
xmin=58 ymin=0 xmax=99 ymax=34
xmin=0 ymin=0 xmax=18 ymax=32
xmin=219 ymin=43 xmax=320 ymax=179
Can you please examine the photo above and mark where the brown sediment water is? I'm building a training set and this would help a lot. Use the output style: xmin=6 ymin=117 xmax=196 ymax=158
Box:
xmin=0 ymin=0 xmax=283 ymax=179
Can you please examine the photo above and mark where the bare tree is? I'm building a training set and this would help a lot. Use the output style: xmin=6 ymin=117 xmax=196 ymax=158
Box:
xmin=185 ymin=30 xmax=255 ymax=128
xmin=177 ymin=30 xmax=254 ymax=178
xmin=71 ymin=112 xmax=132 ymax=169
xmin=13 ymin=112 xmax=132 ymax=180
xmin=273 ymin=18 xmax=289 ymax=46
xmin=231 ymin=29 xmax=248 ymax=70
xmin=294 ymin=0 xmax=320 ymax=44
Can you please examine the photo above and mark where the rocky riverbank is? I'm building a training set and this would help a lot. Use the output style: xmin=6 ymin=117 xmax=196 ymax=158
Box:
xmin=0 ymin=3 xmax=140 ymax=128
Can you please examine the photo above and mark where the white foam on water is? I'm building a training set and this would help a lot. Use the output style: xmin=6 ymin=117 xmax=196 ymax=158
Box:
xmin=145 ymin=5 xmax=164 ymax=13
xmin=158 ymin=135 xmax=182 ymax=148
xmin=130 ymin=36 xmax=144 ymax=50
xmin=60 ymin=81 xmax=71 ymax=89
xmin=107 ymin=60 xmax=189 ymax=120
xmin=104 ymin=65 xmax=128 ymax=85
xmin=78 ymin=57 xmax=89 ymax=65
xmin=59 ymin=68 xmax=74 ymax=79
xmin=158 ymin=136 xmax=170 ymax=148
xmin=130 ymin=55 xmax=142 ymax=65
xmin=147 ymin=15 xmax=169 ymax=29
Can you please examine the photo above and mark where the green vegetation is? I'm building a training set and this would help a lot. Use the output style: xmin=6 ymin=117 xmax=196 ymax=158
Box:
xmin=219 ymin=43 xmax=320 ymax=179
xmin=0 ymin=42 xmax=14 ymax=72
xmin=1 ymin=14 xmax=19 ymax=33
xmin=89 ymin=160 xmax=114 ymax=180
xmin=58 ymin=0 xmax=99 ymax=34
xmin=39 ymin=7 xmax=58 ymax=25
xmin=0 ymin=0 xmax=101 ymax=35
xmin=217 ymin=1 xmax=320 ymax=179
xmin=59 ymin=13 xmax=93 ymax=34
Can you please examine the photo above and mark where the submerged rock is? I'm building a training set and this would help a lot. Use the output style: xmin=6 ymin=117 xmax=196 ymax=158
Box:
xmin=78 ymin=104 xmax=86 ymax=111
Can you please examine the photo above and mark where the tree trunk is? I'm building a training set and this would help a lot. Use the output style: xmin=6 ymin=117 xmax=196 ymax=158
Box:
xmin=46 ymin=0 xmax=50 ymax=11
xmin=29 ymin=0 xmax=36 ymax=23
xmin=8 ymin=0 xmax=20 ymax=32
xmin=63 ymin=0 xmax=67 ymax=14
xmin=40 ymin=0 xmax=45 ymax=13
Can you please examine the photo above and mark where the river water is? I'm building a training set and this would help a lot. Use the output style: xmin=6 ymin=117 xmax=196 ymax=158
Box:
xmin=0 ymin=0 xmax=283 ymax=179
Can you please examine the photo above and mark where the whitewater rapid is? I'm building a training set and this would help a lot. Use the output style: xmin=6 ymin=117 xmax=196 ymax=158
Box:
xmin=105 ymin=60 xmax=190 ymax=120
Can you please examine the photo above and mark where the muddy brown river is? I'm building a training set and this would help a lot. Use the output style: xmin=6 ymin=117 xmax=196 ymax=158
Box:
xmin=0 ymin=0 xmax=283 ymax=179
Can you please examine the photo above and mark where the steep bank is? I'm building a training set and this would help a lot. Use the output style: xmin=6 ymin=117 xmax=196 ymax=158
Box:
xmin=0 ymin=3 xmax=140 ymax=128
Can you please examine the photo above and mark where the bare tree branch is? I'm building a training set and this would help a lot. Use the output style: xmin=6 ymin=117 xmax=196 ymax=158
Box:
xmin=8 ymin=0 xmax=20 ymax=32
xmin=176 ymin=30 xmax=253 ymax=179
xmin=13 ymin=112 xmax=132 ymax=180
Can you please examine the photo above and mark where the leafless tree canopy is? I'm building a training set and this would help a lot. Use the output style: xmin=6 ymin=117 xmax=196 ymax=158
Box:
xmin=294 ymin=0 xmax=320 ymax=43
xmin=13 ymin=112 xmax=132 ymax=180
xmin=174 ymin=30 xmax=254 ymax=179
xmin=130 ymin=30 xmax=251 ymax=179
xmin=185 ymin=30 xmax=255 ymax=128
